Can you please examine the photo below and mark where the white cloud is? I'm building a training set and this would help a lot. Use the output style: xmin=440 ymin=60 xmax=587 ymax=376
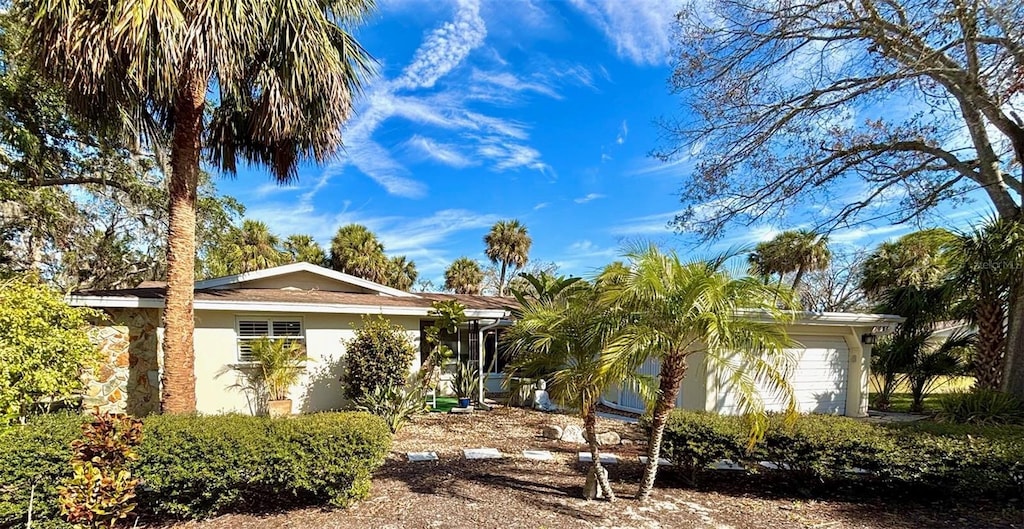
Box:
xmin=477 ymin=140 xmax=551 ymax=173
xmin=568 ymin=0 xmax=682 ymax=66
xmin=393 ymin=0 xmax=487 ymax=91
xmin=574 ymin=192 xmax=606 ymax=204
xmin=611 ymin=210 xmax=678 ymax=235
xmin=251 ymin=182 xmax=302 ymax=198
xmin=471 ymin=69 xmax=562 ymax=99
xmin=616 ymin=120 xmax=628 ymax=144
xmin=533 ymin=202 xmax=550 ymax=210
xmin=405 ymin=135 xmax=476 ymax=168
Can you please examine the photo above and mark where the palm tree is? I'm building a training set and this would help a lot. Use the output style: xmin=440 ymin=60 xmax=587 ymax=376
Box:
xmin=504 ymin=283 xmax=647 ymax=501
xmin=225 ymin=220 xmax=286 ymax=274
xmin=444 ymin=257 xmax=484 ymax=294
xmin=510 ymin=271 xmax=582 ymax=303
xmin=329 ymin=224 xmax=388 ymax=282
xmin=860 ymin=229 xmax=955 ymax=300
xmin=283 ymin=234 xmax=327 ymax=267
xmin=949 ymin=218 xmax=1024 ymax=390
xmin=600 ymin=244 xmax=796 ymax=501
xmin=385 ymin=255 xmax=417 ymax=291
xmin=748 ymin=230 xmax=831 ymax=291
xmin=484 ymin=220 xmax=531 ymax=296
xmin=21 ymin=1 xmax=375 ymax=413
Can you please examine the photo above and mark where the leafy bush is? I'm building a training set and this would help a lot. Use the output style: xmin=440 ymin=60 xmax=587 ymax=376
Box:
xmin=0 ymin=412 xmax=391 ymax=525
xmin=0 ymin=274 xmax=101 ymax=423
xmin=0 ymin=413 xmax=86 ymax=528
xmin=659 ymin=410 xmax=1024 ymax=496
xmin=936 ymin=389 xmax=1024 ymax=425
xmin=59 ymin=412 xmax=144 ymax=528
xmin=246 ymin=337 xmax=310 ymax=401
xmin=344 ymin=316 xmax=417 ymax=403
xmin=354 ymin=380 xmax=426 ymax=433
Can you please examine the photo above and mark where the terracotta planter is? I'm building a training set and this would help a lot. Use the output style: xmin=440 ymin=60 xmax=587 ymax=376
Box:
xmin=268 ymin=399 xmax=292 ymax=418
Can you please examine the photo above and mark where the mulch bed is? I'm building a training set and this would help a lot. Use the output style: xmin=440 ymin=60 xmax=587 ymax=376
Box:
xmin=170 ymin=407 xmax=1022 ymax=529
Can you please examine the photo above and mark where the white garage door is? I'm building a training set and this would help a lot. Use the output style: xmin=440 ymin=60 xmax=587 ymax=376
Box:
xmin=713 ymin=336 xmax=849 ymax=415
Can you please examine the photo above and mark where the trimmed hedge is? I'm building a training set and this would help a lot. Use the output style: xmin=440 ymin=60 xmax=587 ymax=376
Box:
xmin=0 ymin=412 xmax=391 ymax=527
xmin=659 ymin=410 xmax=1024 ymax=496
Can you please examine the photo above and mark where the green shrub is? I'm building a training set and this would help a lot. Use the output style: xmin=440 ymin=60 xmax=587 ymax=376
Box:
xmin=343 ymin=316 xmax=417 ymax=403
xmin=0 ymin=412 xmax=391 ymax=525
xmin=658 ymin=410 xmax=1024 ymax=496
xmin=659 ymin=412 xmax=746 ymax=482
xmin=0 ymin=413 xmax=85 ymax=528
xmin=0 ymin=274 xmax=101 ymax=423
xmin=936 ymin=389 xmax=1024 ymax=425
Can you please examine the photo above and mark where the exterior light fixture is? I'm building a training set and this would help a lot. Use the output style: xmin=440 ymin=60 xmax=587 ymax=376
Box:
xmin=861 ymin=333 xmax=878 ymax=345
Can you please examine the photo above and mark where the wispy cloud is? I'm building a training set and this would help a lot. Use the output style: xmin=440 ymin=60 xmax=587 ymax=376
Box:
xmin=405 ymin=135 xmax=476 ymax=168
xmin=316 ymin=0 xmax=554 ymax=199
xmin=393 ymin=0 xmax=487 ymax=90
xmin=574 ymin=192 xmax=606 ymax=204
xmin=616 ymin=120 xmax=628 ymax=144
xmin=568 ymin=0 xmax=682 ymax=66
xmin=611 ymin=210 xmax=678 ymax=235
xmin=533 ymin=202 xmax=550 ymax=210
xmin=471 ymin=69 xmax=562 ymax=99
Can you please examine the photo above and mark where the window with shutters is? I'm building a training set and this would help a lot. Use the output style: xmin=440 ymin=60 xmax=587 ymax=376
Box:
xmin=236 ymin=318 xmax=305 ymax=362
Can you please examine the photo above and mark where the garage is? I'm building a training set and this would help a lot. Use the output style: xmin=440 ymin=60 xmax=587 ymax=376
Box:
xmin=599 ymin=312 xmax=901 ymax=418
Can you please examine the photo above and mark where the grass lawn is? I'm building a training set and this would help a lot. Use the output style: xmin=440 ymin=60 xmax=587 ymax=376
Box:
xmin=172 ymin=407 xmax=1019 ymax=529
xmin=428 ymin=396 xmax=460 ymax=413
xmin=869 ymin=376 xmax=974 ymax=413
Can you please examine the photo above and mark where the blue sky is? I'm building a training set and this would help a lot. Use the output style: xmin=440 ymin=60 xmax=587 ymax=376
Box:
xmin=219 ymin=0 xmax=988 ymax=284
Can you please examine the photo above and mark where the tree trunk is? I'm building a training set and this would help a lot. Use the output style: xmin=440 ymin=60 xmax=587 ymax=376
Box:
xmin=583 ymin=403 xmax=614 ymax=501
xmin=1003 ymin=280 xmax=1024 ymax=399
xmin=974 ymin=301 xmax=1006 ymax=391
xmin=791 ymin=265 xmax=806 ymax=292
xmin=637 ymin=353 xmax=687 ymax=502
xmin=160 ymin=68 xmax=207 ymax=414
xmin=497 ymin=261 xmax=508 ymax=297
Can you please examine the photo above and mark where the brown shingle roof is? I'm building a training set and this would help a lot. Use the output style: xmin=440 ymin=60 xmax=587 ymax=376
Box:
xmin=75 ymin=286 xmax=517 ymax=312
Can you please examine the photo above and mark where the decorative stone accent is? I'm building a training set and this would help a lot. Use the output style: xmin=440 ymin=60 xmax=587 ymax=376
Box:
xmin=596 ymin=431 xmax=621 ymax=446
xmin=541 ymin=424 xmax=563 ymax=439
xmin=559 ymin=424 xmax=586 ymax=444
xmin=83 ymin=309 xmax=161 ymax=416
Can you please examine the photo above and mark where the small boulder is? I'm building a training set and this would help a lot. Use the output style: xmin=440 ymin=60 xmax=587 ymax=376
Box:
xmin=559 ymin=424 xmax=586 ymax=444
xmin=596 ymin=431 xmax=621 ymax=446
xmin=541 ymin=424 xmax=563 ymax=440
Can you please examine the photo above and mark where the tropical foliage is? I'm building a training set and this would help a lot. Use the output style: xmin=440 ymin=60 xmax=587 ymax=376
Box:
xmin=245 ymin=338 xmax=310 ymax=403
xmin=0 ymin=273 xmax=100 ymax=424
xmin=444 ymin=257 xmax=484 ymax=294
xmin=600 ymin=244 xmax=796 ymax=500
xmin=329 ymin=224 xmax=418 ymax=290
xmin=484 ymin=220 xmax=532 ymax=296
xmin=283 ymin=235 xmax=328 ymax=267
xmin=353 ymin=378 xmax=425 ymax=433
xmin=505 ymin=281 xmax=648 ymax=501
xmin=18 ymin=0 xmax=376 ymax=413
xmin=748 ymin=230 xmax=831 ymax=291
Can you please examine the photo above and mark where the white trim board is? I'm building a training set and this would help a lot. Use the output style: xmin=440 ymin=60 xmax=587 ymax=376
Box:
xmin=195 ymin=262 xmax=419 ymax=298
xmin=66 ymin=295 xmax=508 ymax=319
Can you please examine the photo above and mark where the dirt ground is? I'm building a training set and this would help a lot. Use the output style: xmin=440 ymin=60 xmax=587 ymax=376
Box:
xmin=171 ymin=407 xmax=1023 ymax=529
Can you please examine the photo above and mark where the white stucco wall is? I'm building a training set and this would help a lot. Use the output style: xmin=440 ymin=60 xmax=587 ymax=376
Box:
xmin=193 ymin=310 xmax=423 ymax=415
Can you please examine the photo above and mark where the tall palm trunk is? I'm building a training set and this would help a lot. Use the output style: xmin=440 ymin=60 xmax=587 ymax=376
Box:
xmin=498 ymin=261 xmax=508 ymax=297
xmin=583 ymin=403 xmax=614 ymax=501
xmin=637 ymin=353 xmax=687 ymax=501
xmin=161 ymin=68 xmax=206 ymax=414
xmin=974 ymin=301 xmax=1006 ymax=390
xmin=791 ymin=264 xmax=807 ymax=292
xmin=1003 ymin=279 xmax=1024 ymax=399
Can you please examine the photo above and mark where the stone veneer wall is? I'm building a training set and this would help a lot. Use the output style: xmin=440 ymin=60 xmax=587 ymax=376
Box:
xmin=83 ymin=308 xmax=161 ymax=415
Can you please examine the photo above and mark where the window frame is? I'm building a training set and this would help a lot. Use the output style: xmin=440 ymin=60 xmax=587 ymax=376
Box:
xmin=235 ymin=316 xmax=306 ymax=363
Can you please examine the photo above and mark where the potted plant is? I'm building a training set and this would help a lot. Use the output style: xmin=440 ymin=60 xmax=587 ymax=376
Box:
xmin=247 ymin=337 xmax=310 ymax=417
xmin=452 ymin=361 xmax=481 ymax=409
